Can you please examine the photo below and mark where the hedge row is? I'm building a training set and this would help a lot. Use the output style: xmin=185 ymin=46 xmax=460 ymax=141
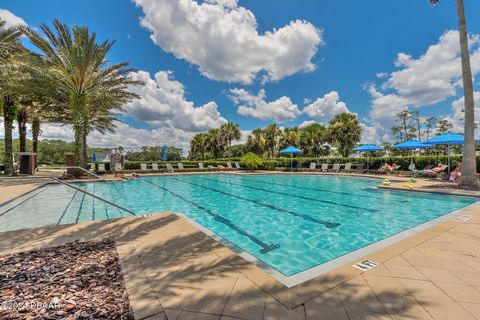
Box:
xmin=123 ymin=155 xmax=480 ymax=172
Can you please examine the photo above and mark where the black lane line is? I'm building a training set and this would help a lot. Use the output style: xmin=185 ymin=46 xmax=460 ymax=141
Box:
xmin=193 ymin=176 xmax=375 ymax=213
xmin=141 ymin=179 xmax=280 ymax=254
xmin=75 ymin=192 xmax=87 ymax=224
xmin=57 ymin=190 xmax=78 ymax=226
xmin=167 ymin=177 xmax=341 ymax=228
xmin=0 ymin=188 xmax=47 ymax=218
xmin=92 ymin=184 xmax=96 ymax=221
xmin=239 ymin=175 xmax=394 ymax=201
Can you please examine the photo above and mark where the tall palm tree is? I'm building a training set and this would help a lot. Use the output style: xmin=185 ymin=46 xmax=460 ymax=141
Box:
xmin=329 ymin=113 xmax=362 ymax=157
xmin=246 ymin=129 xmax=265 ymax=155
xmin=220 ymin=121 xmax=241 ymax=148
xmin=279 ymin=127 xmax=300 ymax=149
xmin=205 ymin=129 xmax=223 ymax=159
xmin=24 ymin=20 xmax=140 ymax=169
xmin=300 ymin=123 xmax=327 ymax=157
xmin=190 ymin=133 xmax=208 ymax=160
xmin=430 ymin=0 xmax=479 ymax=189
xmin=0 ymin=19 xmax=23 ymax=175
xmin=263 ymin=123 xmax=282 ymax=158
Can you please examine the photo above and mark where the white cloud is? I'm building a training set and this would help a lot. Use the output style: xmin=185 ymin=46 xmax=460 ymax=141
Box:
xmin=365 ymin=30 xmax=480 ymax=143
xmin=303 ymin=91 xmax=353 ymax=124
xmin=0 ymin=9 xmax=27 ymax=28
xmin=451 ymin=92 xmax=480 ymax=135
xmin=133 ymin=0 xmax=322 ymax=84
xmin=298 ymin=120 xmax=317 ymax=129
xmin=229 ymin=88 xmax=301 ymax=122
xmin=125 ymin=70 xmax=227 ymax=132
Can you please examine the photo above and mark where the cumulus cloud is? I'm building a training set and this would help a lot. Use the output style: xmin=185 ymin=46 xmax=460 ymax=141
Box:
xmin=303 ymin=91 xmax=353 ymax=124
xmin=133 ymin=0 xmax=322 ymax=84
xmin=125 ymin=70 xmax=227 ymax=132
xmin=0 ymin=9 xmax=27 ymax=28
xmin=229 ymin=88 xmax=301 ymax=122
xmin=365 ymin=30 xmax=480 ymax=142
xmin=450 ymin=92 xmax=480 ymax=135
xmin=298 ymin=120 xmax=317 ymax=129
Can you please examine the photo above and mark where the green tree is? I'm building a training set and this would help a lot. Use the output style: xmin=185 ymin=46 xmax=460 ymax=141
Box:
xmin=220 ymin=121 xmax=241 ymax=149
xmin=299 ymin=123 xmax=327 ymax=157
xmin=430 ymin=0 xmax=479 ymax=189
xmin=24 ymin=20 xmax=140 ymax=169
xmin=328 ymin=113 xmax=362 ymax=157
xmin=436 ymin=119 xmax=454 ymax=135
xmin=245 ymin=129 xmax=265 ymax=155
xmin=240 ymin=152 xmax=263 ymax=171
xmin=190 ymin=133 xmax=208 ymax=160
xmin=263 ymin=123 xmax=281 ymax=158
xmin=424 ymin=116 xmax=437 ymax=141
xmin=0 ymin=19 xmax=23 ymax=175
xmin=279 ymin=127 xmax=300 ymax=149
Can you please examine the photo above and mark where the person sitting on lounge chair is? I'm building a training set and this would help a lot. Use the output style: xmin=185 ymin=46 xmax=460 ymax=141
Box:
xmin=449 ymin=164 xmax=461 ymax=182
xmin=378 ymin=162 xmax=396 ymax=174
xmin=422 ymin=163 xmax=447 ymax=177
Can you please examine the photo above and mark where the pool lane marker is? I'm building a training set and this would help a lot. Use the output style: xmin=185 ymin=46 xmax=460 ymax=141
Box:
xmin=56 ymin=190 xmax=78 ymax=226
xmin=353 ymin=260 xmax=378 ymax=271
xmin=140 ymin=179 xmax=280 ymax=254
xmin=195 ymin=176 xmax=375 ymax=213
xmin=75 ymin=192 xmax=87 ymax=224
xmin=170 ymin=177 xmax=340 ymax=229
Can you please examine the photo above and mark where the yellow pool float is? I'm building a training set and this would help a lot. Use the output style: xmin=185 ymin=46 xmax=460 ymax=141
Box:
xmin=382 ymin=179 xmax=390 ymax=186
xmin=403 ymin=184 xmax=414 ymax=190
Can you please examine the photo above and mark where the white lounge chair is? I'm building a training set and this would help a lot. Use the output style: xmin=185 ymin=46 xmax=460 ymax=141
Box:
xmin=320 ymin=163 xmax=329 ymax=172
xmin=309 ymin=162 xmax=316 ymax=170
xmin=177 ymin=163 xmax=185 ymax=171
xmin=343 ymin=163 xmax=352 ymax=172
xmin=166 ymin=163 xmax=175 ymax=173
xmin=235 ymin=162 xmax=241 ymax=169
xmin=140 ymin=163 xmax=148 ymax=171
xmin=227 ymin=162 xmax=233 ymax=170
xmin=97 ymin=163 xmax=107 ymax=174
xmin=198 ymin=163 xmax=205 ymax=170
xmin=152 ymin=163 xmax=159 ymax=171
xmin=330 ymin=163 xmax=340 ymax=172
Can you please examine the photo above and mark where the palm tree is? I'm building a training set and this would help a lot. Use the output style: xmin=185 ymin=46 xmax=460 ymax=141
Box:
xmin=263 ymin=123 xmax=282 ymax=158
xmin=24 ymin=20 xmax=140 ymax=169
xmin=300 ymin=123 xmax=327 ymax=157
xmin=246 ymin=129 xmax=265 ymax=155
xmin=220 ymin=121 xmax=241 ymax=148
xmin=190 ymin=133 xmax=208 ymax=160
xmin=279 ymin=127 xmax=300 ymax=149
xmin=430 ymin=0 xmax=479 ymax=189
xmin=0 ymin=19 xmax=23 ymax=175
xmin=329 ymin=113 xmax=362 ymax=157
xmin=205 ymin=129 xmax=223 ymax=159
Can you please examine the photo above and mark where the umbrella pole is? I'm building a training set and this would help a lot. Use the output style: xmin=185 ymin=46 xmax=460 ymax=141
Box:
xmin=290 ymin=153 xmax=292 ymax=172
xmin=447 ymin=145 xmax=451 ymax=173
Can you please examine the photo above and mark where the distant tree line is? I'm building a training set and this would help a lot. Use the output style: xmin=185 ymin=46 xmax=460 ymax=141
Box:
xmin=189 ymin=113 xmax=362 ymax=160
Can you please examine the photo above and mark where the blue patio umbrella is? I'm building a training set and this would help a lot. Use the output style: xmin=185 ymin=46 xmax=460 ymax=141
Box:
xmin=92 ymin=152 xmax=97 ymax=162
xmin=280 ymin=146 xmax=303 ymax=172
xmin=393 ymin=140 xmax=431 ymax=167
xmin=426 ymin=132 xmax=480 ymax=172
xmin=353 ymin=144 xmax=383 ymax=173
xmin=161 ymin=144 xmax=167 ymax=161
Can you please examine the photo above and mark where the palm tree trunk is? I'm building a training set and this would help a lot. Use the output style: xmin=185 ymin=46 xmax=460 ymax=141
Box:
xmin=17 ymin=109 xmax=27 ymax=152
xmin=32 ymin=116 xmax=40 ymax=168
xmin=71 ymin=94 xmax=88 ymax=170
xmin=456 ymin=0 xmax=479 ymax=189
xmin=3 ymin=96 xmax=16 ymax=175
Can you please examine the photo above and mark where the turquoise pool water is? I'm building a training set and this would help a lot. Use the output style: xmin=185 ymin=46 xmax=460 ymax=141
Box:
xmin=0 ymin=174 xmax=476 ymax=276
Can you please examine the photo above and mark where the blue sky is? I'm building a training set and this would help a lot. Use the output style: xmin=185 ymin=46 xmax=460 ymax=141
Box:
xmin=1 ymin=0 xmax=480 ymax=150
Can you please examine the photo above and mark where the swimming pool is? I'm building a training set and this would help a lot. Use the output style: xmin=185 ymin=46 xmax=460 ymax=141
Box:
xmin=0 ymin=174 xmax=477 ymax=281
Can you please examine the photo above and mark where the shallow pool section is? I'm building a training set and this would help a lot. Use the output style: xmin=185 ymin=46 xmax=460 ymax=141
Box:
xmin=0 ymin=174 xmax=476 ymax=277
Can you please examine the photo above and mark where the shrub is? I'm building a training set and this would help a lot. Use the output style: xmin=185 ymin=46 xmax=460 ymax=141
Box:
xmin=241 ymin=152 xmax=263 ymax=171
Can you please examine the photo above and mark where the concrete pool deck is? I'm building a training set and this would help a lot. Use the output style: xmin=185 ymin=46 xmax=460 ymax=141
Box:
xmin=1 ymin=173 xmax=480 ymax=319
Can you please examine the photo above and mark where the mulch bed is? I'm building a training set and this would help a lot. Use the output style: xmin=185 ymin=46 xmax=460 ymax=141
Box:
xmin=0 ymin=239 xmax=133 ymax=319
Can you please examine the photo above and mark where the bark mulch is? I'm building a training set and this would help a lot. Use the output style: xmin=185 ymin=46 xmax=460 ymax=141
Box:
xmin=0 ymin=239 xmax=134 ymax=319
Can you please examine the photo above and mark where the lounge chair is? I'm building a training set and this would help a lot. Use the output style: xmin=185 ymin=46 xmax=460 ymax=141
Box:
xmin=97 ymin=163 xmax=107 ymax=174
xmin=355 ymin=163 xmax=365 ymax=173
xmin=198 ymin=163 xmax=205 ymax=170
xmin=343 ymin=163 xmax=352 ymax=172
xmin=140 ymin=163 xmax=148 ymax=171
xmin=410 ymin=164 xmax=433 ymax=177
xmin=208 ymin=165 xmax=214 ymax=170
xmin=227 ymin=162 xmax=234 ymax=170
xmin=166 ymin=163 xmax=175 ymax=173
xmin=296 ymin=162 xmax=304 ymax=171
xmin=309 ymin=162 xmax=316 ymax=171
xmin=329 ymin=163 xmax=340 ymax=172
xmin=152 ymin=163 xmax=159 ymax=171
xmin=235 ymin=162 xmax=241 ymax=169
xmin=320 ymin=163 xmax=329 ymax=172
xmin=114 ymin=163 xmax=123 ymax=171
xmin=177 ymin=163 xmax=185 ymax=171
xmin=419 ymin=165 xmax=447 ymax=178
